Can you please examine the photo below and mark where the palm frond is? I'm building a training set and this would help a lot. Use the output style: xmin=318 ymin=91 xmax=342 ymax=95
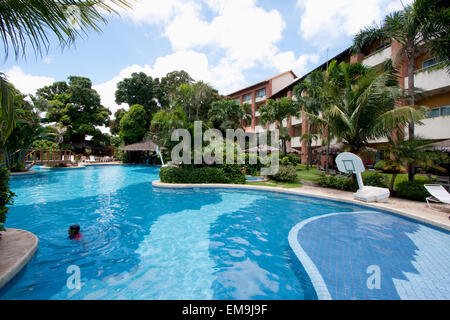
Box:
xmin=0 ymin=0 xmax=133 ymax=59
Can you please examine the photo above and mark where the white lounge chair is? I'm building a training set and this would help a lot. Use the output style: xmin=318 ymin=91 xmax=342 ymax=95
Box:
xmin=84 ymin=155 xmax=96 ymax=163
xmin=424 ymin=184 xmax=450 ymax=208
xmin=335 ymin=152 xmax=390 ymax=203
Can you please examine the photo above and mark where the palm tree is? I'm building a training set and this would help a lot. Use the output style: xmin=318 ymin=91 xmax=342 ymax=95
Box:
xmin=258 ymin=98 xmax=298 ymax=154
xmin=414 ymin=0 xmax=450 ymax=72
xmin=0 ymin=73 xmax=15 ymax=144
xmin=0 ymin=0 xmax=133 ymax=59
xmin=326 ymin=61 xmax=426 ymax=154
xmin=0 ymin=1 xmax=133 ymax=145
xmin=375 ymin=136 xmax=447 ymax=191
xmin=293 ymin=70 xmax=326 ymax=170
xmin=352 ymin=4 xmax=423 ymax=140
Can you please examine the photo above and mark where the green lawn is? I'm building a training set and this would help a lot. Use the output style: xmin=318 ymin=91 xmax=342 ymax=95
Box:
xmin=246 ymin=164 xmax=433 ymax=190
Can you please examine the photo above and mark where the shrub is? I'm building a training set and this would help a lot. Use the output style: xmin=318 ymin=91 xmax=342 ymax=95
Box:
xmin=319 ymin=174 xmax=358 ymax=191
xmin=243 ymin=153 xmax=263 ymax=176
xmin=269 ymin=165 xmax=298 ymax=182
xmin=159 ymin=165 xmax=245 ymax=184
xmin=0 ymin=167 xmax=15 ymax=232
xmin=280 ymin=153 xmax=300 ymax=166
xmin=361 ymin=172 xmax=389 ymax=188
xmin=396 ymin=180 xmax=430 ymax=201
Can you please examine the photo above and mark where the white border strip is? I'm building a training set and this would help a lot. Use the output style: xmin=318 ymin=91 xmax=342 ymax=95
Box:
xmin=152 ymin=181 xmax=450 ymax=231
xmin=288 ymin=211 xmax=364 ymax=300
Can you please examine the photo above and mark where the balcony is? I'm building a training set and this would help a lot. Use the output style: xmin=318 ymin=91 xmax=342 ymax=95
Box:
xmin=362 ymin=46 xmax=391 ymax=68
xmin=415 ymin=116 xmax=450 ymax=140
xmin=291 ymin=137 xmax=302 ymax=148
xmin=404 ymin=67 xmax=450 ymax=93
xmin=255 ymin=95 xmax=266 ymax=103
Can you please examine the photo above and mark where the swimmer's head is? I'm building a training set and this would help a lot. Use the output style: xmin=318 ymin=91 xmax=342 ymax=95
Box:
xmin=68 ymin=224 xmax=80 ymax=237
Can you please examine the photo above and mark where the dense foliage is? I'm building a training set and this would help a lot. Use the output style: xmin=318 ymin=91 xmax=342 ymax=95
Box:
xmin=396 ymin=180 xmax=431 ymax=201
xmin=319 ymin=172 xmax=389 ymax=191
xmin=159 ymin=165 xmax=245 ymax=184
xmin=269 ymin=165 xmax=298 ymax=182
xmin=118 ymin=104 xmax=148 ymax=144
xmin=36 ymin=76 xmax=111 ymax=149
xmin=0 ymin=167 xmax=14 ymax=232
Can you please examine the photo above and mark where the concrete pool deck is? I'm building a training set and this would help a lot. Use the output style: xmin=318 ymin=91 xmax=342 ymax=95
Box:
xmin=152 ymin=181 xmax=450 ymax=231
xmin=0 ymin=228 xmax=38 ymax=290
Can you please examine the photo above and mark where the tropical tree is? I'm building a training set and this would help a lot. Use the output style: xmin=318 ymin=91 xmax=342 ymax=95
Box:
xmin=375 ymin=136 xmax=447 ymax=191
xmin=172 ymin=81 xmax=220 ymax=121
xmin=119 ymin=104 xmax=148 ymax=145
xmin=115 ymin=72 xmax=164 ymax=122
xmin=208 ymin=99 xmax=251 ymax=133
xmin=159 ymin=70 xmax=194 ymax=106
xmin=109 ymin=108 xmax=126 ymax=136
xmin=2 ymin=87 xmax=51 ymax=171
xmin=326 ymin=61 xmax=426 ymax=154
xmin=352 ymin=3 xmax=427 ymax=140
xmin=0 ymin=73 xmax=15 ymax=145
xmin=149 ymin=107 xmax=188 ymax=149
xmin=414 ymin=0 xmax=450 ymax=71
xmin=294 ymin=70 xmax=326 ymax=169
xmin=258 ymin=97 xmax=298 ymax=154
xmin=36 ymin=76 xmax=111 ymax=150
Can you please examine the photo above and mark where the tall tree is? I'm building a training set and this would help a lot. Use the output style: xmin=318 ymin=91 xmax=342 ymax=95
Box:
xmin=115 ymin=72 xmax=163 ymax=120
xmin=109 ymin=108 xmax=126 ymax=136
xmin=36 ymin=76 xmax=111 ymax=149
xmin=119 ymin=104 xmax=148 ymax=145
xmin=172 ymin=81 xmax=220 ymax=121
xmin=159 ymin=70 xmax=194 ymax=106
xmin=294 ymin=70 xmax=327 ymax=169
xmin=149 ymin=107 xmax=188 ymax=149
xmin=208 ymin=99 xmax=251 ymax=133
xmin=326 ymin=62 xmax=426 ymax=154
xmin=258 ymin=97 xmax=298 ymax=154
xmin=352 ymin=3 xmax=426 ymax=141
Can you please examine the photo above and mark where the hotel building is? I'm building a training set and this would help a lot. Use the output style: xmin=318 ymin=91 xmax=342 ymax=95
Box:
xmin=228 ymin=43 xmax=450 ymax=164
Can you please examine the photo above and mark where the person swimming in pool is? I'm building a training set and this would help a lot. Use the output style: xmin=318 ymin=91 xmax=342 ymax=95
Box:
xmin=68 ymin=225 xmax=83 ymax=240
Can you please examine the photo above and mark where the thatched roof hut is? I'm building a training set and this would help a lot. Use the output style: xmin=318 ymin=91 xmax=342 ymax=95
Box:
xmin=119 ymin=140 xmax=166 ymax=152
xmin=423 ymin=139 xmax=450 ymax=153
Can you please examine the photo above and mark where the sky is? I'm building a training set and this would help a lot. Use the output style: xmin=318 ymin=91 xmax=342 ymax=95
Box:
xmin=2 ymin=0 xmax=412 ymax=116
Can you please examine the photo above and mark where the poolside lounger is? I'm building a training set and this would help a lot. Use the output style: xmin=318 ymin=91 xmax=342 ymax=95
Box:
xmin=424 ymin=184 xmax=450 ymax=208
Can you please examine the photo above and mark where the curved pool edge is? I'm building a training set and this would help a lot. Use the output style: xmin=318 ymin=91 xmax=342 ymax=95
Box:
xmin=152 ymin=181 xmax=450 ymax=232
xmin=10 ymin=170 xmax=38 ymax=176
xmin=0 ymin=228 xmax=38 ymax=290
xmin=287 ymin=212 xmax=361 ymax=300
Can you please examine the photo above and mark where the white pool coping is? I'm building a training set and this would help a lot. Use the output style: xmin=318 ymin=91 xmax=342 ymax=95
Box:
xmin=152 ymin=181 xmax=450 ymax=231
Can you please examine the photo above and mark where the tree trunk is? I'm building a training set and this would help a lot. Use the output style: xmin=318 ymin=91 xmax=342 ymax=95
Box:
xmin=407 ymin=46 xmax=416 ymax=181
xmin=306 ymin=122 xmax=311 ymax=170
xmin=390 ymin=172 xmax=397 ymax=192
xmin=325 ymin=127 xmax=330 ymax=174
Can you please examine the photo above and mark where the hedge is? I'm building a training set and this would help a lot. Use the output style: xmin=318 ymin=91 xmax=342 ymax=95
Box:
xmin=396 ymin=180 xmax=431 ymax=201
xmin=319 ymin=172 xmax=388 ymax=192
xmin=0 ymin=167 xmax=15 ymax=232
xmin=269 ymin=165 xmax=298 ymax=182
xmin=159 ymin=165 xmax=245 ymax=184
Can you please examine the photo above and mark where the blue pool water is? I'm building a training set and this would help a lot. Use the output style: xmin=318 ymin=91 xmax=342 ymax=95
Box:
xmin=1 ymin=165 xmax=449 ymax=300
xmin=245 ymin=176 xmax=265 ymax=182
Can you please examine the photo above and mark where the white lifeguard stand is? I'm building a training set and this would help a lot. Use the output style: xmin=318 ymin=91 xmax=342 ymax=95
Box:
xmin=335 ymin=152 xmax=390 ymax=203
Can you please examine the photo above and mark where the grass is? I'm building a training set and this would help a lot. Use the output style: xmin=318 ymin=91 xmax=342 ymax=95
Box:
xmin=247 ymin=163 xmax=434 ymax=191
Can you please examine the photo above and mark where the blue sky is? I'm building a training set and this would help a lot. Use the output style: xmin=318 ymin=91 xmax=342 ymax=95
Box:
xmin=1 ymin=0 xmax=410 ymax=114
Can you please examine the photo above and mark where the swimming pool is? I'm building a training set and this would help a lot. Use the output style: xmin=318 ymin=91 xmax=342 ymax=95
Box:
xmin=1 ymin=165 xmax=449 ymax=300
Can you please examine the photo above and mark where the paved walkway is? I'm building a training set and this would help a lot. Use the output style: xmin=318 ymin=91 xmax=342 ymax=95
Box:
xmin=0 ymin=228 xmax=38 ymax=290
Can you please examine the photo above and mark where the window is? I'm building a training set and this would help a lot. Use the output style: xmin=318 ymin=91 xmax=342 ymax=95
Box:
xmin=256 ymin=89 xmax=266 ymax=98
xmin=235 ymin=98 xmax=240 ymax=104
xmin=422 ymin=57 xmax=438 ymax=70
xmin=426 ymin=106 xmax=450 ymax=118
xmin=243 ymin=94 xmax=252 ymax=102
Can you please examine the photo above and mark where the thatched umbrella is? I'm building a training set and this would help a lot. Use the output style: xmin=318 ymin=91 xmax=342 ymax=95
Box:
xmin=423 ymin=139 xmax=450 ymax=153
xmin=245 ymin=145 xmax=280 ymax=154
xmin=119 ymin=140 xmax=166 ymax=152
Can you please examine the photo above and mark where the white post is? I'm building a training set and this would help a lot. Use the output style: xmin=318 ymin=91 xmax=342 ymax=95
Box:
xmin=356 ymin=172 xmax=364 ymax=190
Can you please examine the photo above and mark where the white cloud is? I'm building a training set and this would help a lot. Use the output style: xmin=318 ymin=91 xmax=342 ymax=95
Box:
xmin=93 ymin=50 xmax=249 ymax=114
xmin=4 ymin=66 xmax=54 ymax=95
xmin=297 ymin=0 xmax=414 ymax=48
xmin=271 ymin=52 xmax=320 ymax=76
xmin=43 ymin=57 xmax=52 ymax=64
